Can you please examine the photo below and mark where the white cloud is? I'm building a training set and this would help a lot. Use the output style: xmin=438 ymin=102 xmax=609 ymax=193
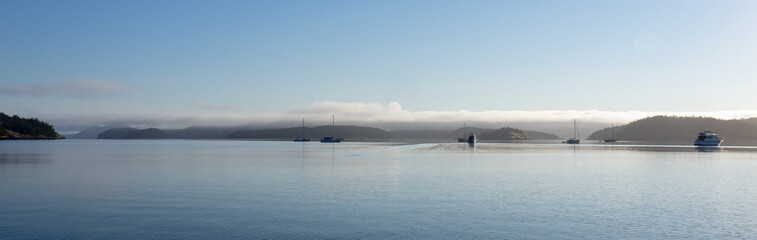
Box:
xmin=0 ymin=79 xmax=132 ymax=97
xmin=290 ymin=101 xmax=757 ymax=124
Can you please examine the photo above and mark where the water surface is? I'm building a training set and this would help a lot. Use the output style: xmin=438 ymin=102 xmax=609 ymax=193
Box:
xmin=2 ymin=140 xmax=757 ymax=239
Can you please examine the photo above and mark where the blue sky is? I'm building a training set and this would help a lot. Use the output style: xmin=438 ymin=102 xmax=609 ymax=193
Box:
xmin=2 ymin=0 xmax=757 ymax=130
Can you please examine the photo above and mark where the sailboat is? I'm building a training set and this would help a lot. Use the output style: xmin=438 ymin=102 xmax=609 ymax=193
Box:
xmin=603 ymin=124 xmax=618 ymax=143
xmin=458 ymin=122 xmax=468 ymax=142
xmin=293 ymin=118 xmax=310 ymax=142
xmin=320 ymin=115 xmax=343 ymax=143
xmin=565 ymin=120 xmax=580 ymax=144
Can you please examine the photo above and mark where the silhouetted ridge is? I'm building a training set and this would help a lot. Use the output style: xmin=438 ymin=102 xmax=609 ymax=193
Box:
xmin=97 ymin=127 xmax=139 ymax=139
xmin=122 ymin=128 xmax=167 ymax=139
xmin=522 ymin=130 xmax=561 ymax=139
xmin=228 ymin=125 xmax=392 ymax=140
xmin=587 ymin=116 xmax=757 ymax=141
xmin=163 ymin=126 xmax=241 ymax=139
xmin=67 ymin=125 xmax=129 ymax=139
xmin=85 ymin=124 xmax=559 ymax=141
xmin=478 ymin=127 xmax=527 ymax=140
xmin=391 ymin=127 xmax=559 ymax=140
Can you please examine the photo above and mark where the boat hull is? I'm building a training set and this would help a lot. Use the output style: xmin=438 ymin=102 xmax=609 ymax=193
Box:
xmin=565 ymin=139 xmax=580 ymax=144
xmin=694 ymin=140 xmax=722 ymax=146
xmin=320 ymin=137 xmax=343 ymax=143
xmin=466 ymin=134 xmax=477 ymax=147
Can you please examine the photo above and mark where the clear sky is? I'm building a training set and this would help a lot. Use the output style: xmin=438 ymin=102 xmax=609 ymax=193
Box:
xmin=2 ymin=0 xmax=757 ymax=130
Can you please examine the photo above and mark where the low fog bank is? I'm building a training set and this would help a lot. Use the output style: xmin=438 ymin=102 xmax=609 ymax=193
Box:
xmin=48 ymin=101 xmax=757 ymax=138
xmin=58 ymin=120 xmax=611 ymax=139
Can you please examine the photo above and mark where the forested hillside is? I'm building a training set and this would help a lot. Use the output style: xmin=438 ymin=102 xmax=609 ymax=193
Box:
xmin=0 ymin=112 xmax=64 ymax=139
xmin=588 ymin=116 xmax=757 ymax=141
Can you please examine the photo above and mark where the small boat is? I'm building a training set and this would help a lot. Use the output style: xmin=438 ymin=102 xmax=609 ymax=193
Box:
xmin=603 ymin=124 xmax=618 ymax=143
xmin=320 ymin=115 xmax=343 ymax=143
xmin=564 ymin=120 xmax=580 ymax=144
xmin=467 ymin=133 xmax=478 ymax=147
xmin=694 ymin=131 xmax=723 ymax=146
xmin=293 ymin=118 xmax=310 ymax=142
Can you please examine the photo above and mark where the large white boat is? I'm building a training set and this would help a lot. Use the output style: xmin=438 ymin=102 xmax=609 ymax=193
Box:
xmin=694 ymin=131 xmax=723 ymax=146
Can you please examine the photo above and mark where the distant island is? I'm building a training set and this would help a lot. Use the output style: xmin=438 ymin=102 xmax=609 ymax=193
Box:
xmin=0 ymin=112 xmax=64 ymax=140
xmin=90 ymin=125 xmax=559 ymax=141
xmin=588 ymin=116 xmax=757 ymax=141
xmin=69 ymin=115 xmax=757 ymax=143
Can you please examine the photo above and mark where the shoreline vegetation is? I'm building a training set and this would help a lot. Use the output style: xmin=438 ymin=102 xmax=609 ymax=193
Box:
xmin=0 ymin=113 xmax=64 ymax=140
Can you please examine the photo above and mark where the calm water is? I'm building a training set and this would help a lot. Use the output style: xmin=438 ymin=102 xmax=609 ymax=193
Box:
xmin=2 ymin=140 xmax=757 ymax=239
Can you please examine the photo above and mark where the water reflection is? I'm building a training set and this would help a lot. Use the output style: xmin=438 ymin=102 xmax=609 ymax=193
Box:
xmin=695 ymin=146 xmax=722 ymax=152
xmin=0 ymin=153 xmax=52 ymax=165
xmin=4 ymin=140 xmax=757 ymax=239
xmin=415 ymin=142 xmax=757 ymax=153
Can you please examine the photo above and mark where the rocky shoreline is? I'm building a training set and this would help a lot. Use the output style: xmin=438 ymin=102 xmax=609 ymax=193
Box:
xmin=0 ymin=129 xmax=65 ymax=140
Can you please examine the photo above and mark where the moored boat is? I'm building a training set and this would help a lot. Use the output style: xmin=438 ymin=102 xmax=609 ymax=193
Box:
xmin=320 ymin=136 xmax=343 ymax=143
xmin=320 ymin=115 xmax=343 ymax=143
xmin=565 ymin=120 xmax=580 ymax=144
xmin=694 ymin=131 xmax=723 ymax=146
xmin=293 ymin=118 xmax=310 ymax=142
xmin=458 ymin=123 xmax=468 ymax=142
xmin=467 ymin=133 xmax=477 ymax=147
xmin=603 ymin=124 xmax=618 ymax=143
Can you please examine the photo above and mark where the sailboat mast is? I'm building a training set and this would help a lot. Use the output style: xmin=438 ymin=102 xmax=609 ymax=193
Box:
xmin=611 ymin=124 xmax=616 ymax=138
xmin=332 ymin=114 xmax=335 ymax=137
xmin=302 ymin=117 xmax=305 ymax=138
xmin=573 ymin=120 xmax=578 ymax=139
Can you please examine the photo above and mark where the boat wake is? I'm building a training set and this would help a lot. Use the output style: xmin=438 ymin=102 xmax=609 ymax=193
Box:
xmin=415 ymin=143 xmax=477 ymax=152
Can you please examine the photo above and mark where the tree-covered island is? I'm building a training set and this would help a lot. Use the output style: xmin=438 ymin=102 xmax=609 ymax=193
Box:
xmin=0 ymin=112 xmax=64 ymax=140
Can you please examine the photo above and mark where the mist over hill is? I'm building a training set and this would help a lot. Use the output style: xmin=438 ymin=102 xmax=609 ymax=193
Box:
xmin=587 ymin=116 xmax=757 ymax=141
xmin=97 ymin=127 xmax=244 ymax=139
xmin=163 ymin=127 xmax=242 ymax=139
xmin=91 ymin=124 xmax=559 ymax=141
xmin=228 ymin=125 xmax=392 ymax=140
xmin=67 ymin=125 xmax=129 ymax=139
xmin=67 ymin=126 xmax=113 ymax=139
xmin=228 ymin=125 xmax=559 ymax=141
xmin=122 ymin=128 xmax=167 ymax=139
xmin=522 ymin=130 xmax=561 ymax=140
xmin=97 ymin=128 xmax=140 ymax=139
xmin=65 ymin=118 xmax=608 ymax=140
